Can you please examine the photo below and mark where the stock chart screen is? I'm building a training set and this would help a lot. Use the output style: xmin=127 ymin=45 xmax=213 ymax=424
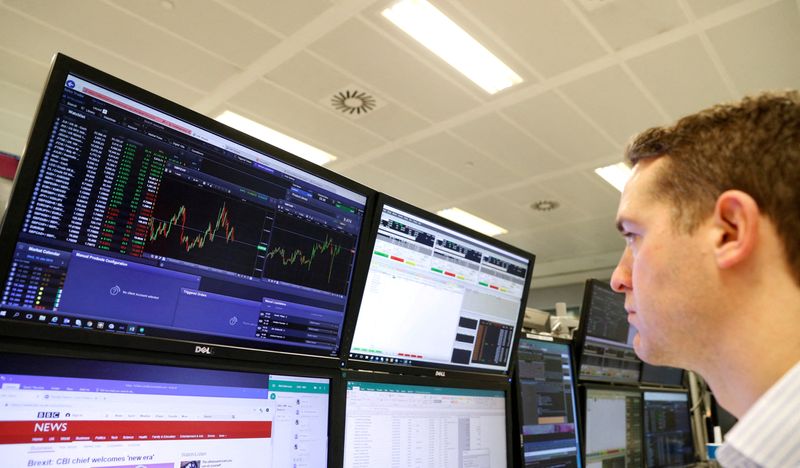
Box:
xmin=0 ymin=66 xmax=367 ymax=359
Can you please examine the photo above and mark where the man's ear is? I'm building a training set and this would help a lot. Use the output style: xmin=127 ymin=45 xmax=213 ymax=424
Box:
xmin=712 ymin=190 xmax=760 ymax=269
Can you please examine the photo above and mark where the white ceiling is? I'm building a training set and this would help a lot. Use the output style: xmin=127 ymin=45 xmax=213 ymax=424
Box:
xmin=0 ymin=0 xmax=798 ymax=290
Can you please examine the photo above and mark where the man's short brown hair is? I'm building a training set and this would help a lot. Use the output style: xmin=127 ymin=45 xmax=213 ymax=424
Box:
xmin=624 ymin=90 xmax=800 ymax=284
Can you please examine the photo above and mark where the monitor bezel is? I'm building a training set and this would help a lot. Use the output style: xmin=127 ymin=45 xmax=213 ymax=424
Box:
xmin=0 ymin=53 xmax=377 ymax=369
xmin=640 ymin=386 xmax=697 ymax=466
xmin=579 ymin=382 xmax=644 ymax=468
xmin=338 ymin=369 xmax=515 ymax=468
xmin=341 ymin=192 xmax=535 ymax=380
xmin=573 ymin=278 xmax=642 ymax=385
xmin=0 ymin=337 xmax=345 ymax=468
xmin=512 ymin=334 xmax=583 ymax=468
xmin=640 ymin=362 xmax=687 ymax=388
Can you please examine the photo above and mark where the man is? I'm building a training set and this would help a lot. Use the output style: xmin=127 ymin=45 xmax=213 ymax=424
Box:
xmin=610 ymin=91 xmax=800 ymax=467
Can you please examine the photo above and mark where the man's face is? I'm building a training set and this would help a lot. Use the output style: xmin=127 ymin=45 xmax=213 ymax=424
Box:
xmin=610 ymin=158 xmax=714 ymax=368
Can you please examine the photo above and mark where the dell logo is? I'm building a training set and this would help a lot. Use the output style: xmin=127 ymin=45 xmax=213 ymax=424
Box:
xmin=194 ymin=345 xmax=213 ymax=355
xmin=435 ymin=371 xmax=446 ymax=377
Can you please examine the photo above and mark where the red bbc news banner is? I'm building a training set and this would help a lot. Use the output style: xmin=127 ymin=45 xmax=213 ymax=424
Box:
xmin=0 ymin=420 xmax=272 ymax=444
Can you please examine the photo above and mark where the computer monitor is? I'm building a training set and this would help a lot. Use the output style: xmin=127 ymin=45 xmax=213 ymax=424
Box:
xmin=343 ymin=374 xmax=512 ymax=468
xmin=345 ymin=195 xmax=534 ymax=377
xmin=583 ymin=385 xmax=643 ymax=467
xmin=575 ymin=279 xmax=641 ymax=384
xmin=643 ymin=390 xmax=695 ymax=467
xmin=0 ymin=352 xmax=333 ymax=467
xmin=640 ymin=363 xmax=685 ymax=388
xmin=0 ymin=54 xmax=374 ymax=364
xmin=515 ymin=336 xmax=582 ymax=467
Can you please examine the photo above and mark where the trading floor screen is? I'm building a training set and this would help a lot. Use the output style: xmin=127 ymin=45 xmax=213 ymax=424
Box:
xmin=349 ymin=204 xmax=530 ymax=374
xmin=0 ymin=353 xmax=331 ymax=467
xmin=344 ymin=381 xmax=508 ymax=468
xmin=578 ymin=281 xmax=641 ymax=384
xmin=0 ymin=67 xmax=367 ymax=358
xmin=516 ymin=338 xmax=581 ymax=467
xmin=584 ymin=387 xmax=643 ymax=467
xmin=643 ymin=391 xmax=695 ymax=467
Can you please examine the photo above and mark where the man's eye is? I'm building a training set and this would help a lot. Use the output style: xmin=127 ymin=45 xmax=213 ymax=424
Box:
xmin=623 ymin=233 xmax=638 ymax=245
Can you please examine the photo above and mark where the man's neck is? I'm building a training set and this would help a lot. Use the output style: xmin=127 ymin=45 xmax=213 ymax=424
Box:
xmin=697 ymin=276 xmax=800 ymax=418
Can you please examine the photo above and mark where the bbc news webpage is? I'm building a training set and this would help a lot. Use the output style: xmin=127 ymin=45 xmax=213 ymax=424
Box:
xmin=0 ymin=371 xmax=329 ymax=468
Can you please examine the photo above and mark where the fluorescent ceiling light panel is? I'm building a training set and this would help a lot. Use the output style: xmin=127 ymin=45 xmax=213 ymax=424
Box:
xmin=437 ymin=207 xmax=508 ymax=237
xmin=216 ymin=111 xmax=337 ymax=166
xmin=382 ymin=0 xmax=523 ymax=94
xmin=594 ymin=163 xmax=632 ymax=192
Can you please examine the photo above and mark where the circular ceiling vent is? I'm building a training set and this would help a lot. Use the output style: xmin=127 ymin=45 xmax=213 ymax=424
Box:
xmin=330 ymin=89 xmax=377 ymax=116
xmin=530 ymin=200 xmax=560 ymax=212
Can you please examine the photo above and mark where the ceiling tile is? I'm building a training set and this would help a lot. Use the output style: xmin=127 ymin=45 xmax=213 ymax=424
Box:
xmin=372 ymin=150 xmax=480 ymax=200
xmin=684 ymin=0 xmax=746 ymax=18
xmin=504 ymin=227 xmax=591 ymax=262
xmin=0 ymin=50 xmax=48 ymax=93
xmin=4 ymin=0 xmax=237 ymax=92
xmin=0 ymin=9 xmax=203 ymax=106
xmin=707 ymin=0 xmax=800 ymax=94
xmin=407 ymin=133 xmax=521 ymax=184
xmin=503 ymin=92 xmax=618 ymax=163
xmin=459 ymin=0 xmax=606 ymax=77
xmin=451 ymin=113 xmax=565 ymax=179
xmin=351 ymin=104 xmax=429 ymax=141
xmin=568 ymin=217 xmax=625 ymax=254
xmin=498 ymin=182 xmax=590 ymax=227
xmin=560 ymin=65 xmax=666 ymax=144
xmin=627 ymin=36 xmax=732 ymax=119
xmin=0 ymin=128 xmax=25 ymax=156
xmin=266 ymin=52 xmax=353 ymax=104
xmin=580 ymin=0 xmax=687 ymax=51
xmin=310 ymin=18 xmax=481 ymax=121
xmin=458 ymin=196 xmax=538 ymax=233
xmin=539 ymin=172 xmax=620 ymax=218
xmin=228 ymin=80 xmax=385 ymax=158
xmin=269 ymin=55 xmax=429 ymax=141
xmin=0 ymin=110 xmax=31 ymax=143
xmin=0 ymin=81 xmax=39 ymax=117
xmin=109 ymin=0 xmax=281 ymax=68
xmin=231 ymin=0 xmax=332 ymax=36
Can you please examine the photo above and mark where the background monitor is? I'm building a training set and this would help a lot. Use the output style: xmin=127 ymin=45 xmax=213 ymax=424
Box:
xmin=640 ymin=363 xmax=685 ymax=388
xmin=0 ymin=54 xmax=374 ymax=364
xmin=0 ymin=352 xmax=332 ymax=467
xmin=343 ymin=374 xmax=511 ymax=468
xmin=643 ymin=390 xmax=695 ymax=467
xmin=515 ymin=336 xmax=582 ymax=468
xmin=346 ymin=195 xmax=534 ymax=377
xmin=576 ymin=279 xmax=641 ymax=384
xmin=583 ymin=385 xmax=643 ymax=467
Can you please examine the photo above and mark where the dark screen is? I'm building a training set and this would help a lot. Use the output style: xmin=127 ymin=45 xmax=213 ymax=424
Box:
xmin=578 ymin=280 xmax=641 ymax=384
xmin=643 ymin=391 xmax=695 ymax=467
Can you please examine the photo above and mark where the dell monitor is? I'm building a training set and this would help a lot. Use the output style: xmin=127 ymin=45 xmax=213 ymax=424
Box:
xmin=583 ymin=385 xmax=643 ymax=467
xmin=345 ymin=195 xmax=534 ymax=377
xmin=0 ymin=352 xmax=333 ymax=467
xmin=643 ymin=390 xmax=695 ymax=467
xmin=343 ymin=374 xmax=512 ymax=467
xmin=515 ymin=336 xmax=582 ymax=467
xmin=0 ymin=54 xmax=374 ymax=364
xmin=575 ymin=279 xmax=641 ymax=384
